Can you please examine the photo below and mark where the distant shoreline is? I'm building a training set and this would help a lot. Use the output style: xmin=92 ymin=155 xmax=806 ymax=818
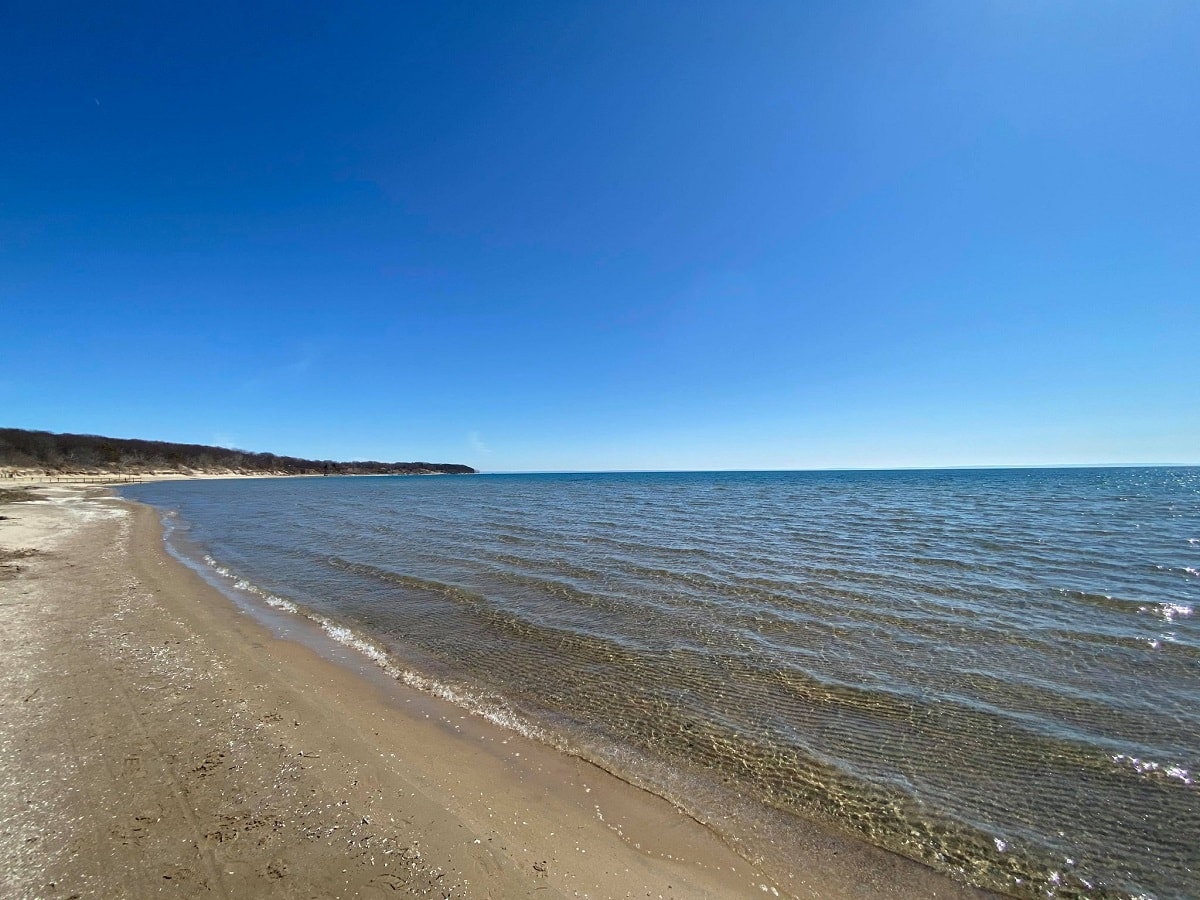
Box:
xmin=0 ymin=427 xmax=476 ymax=479
xmin=0 ymin=469 xmax=470 ymax=486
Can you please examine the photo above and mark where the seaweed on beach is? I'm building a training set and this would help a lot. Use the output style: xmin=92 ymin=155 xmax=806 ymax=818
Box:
xmin=0 ymin=546 xmax=40 ymax=578
xmin=0 ymin=488 xmax=45 ymax=503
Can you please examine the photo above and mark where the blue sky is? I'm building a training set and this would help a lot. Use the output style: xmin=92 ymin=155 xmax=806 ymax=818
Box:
xmin=3 ymin=1 xmax=1197 ymax=471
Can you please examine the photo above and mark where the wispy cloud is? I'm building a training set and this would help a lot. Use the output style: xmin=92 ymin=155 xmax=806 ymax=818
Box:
xmin=240 ymin=344 xmax=321 ymax=391
xmin=281 ymin=349 xmax=318 ymax=377
xmin=469 ymin=431 xmax=492 ymax=454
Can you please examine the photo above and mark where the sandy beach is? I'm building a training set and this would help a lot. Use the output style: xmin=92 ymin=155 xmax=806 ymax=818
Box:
xmin=0 ymin=485 xmax=992 ymax=899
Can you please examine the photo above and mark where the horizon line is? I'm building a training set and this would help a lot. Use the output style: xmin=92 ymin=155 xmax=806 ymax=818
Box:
xmin=470 ymin=462 xmax=1200 ymax=475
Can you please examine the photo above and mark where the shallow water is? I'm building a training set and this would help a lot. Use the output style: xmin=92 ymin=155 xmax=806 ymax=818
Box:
xmin=123 ymin=468 xmax=1200 ymax=898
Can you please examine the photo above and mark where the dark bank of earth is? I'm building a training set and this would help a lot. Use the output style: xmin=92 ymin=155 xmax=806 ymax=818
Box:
xmin=0 ymin=427 xmax=475 ymax=477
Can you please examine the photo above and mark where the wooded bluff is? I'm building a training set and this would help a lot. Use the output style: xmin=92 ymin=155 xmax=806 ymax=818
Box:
xmin=0 ymin=428 xmax=475 ymax=476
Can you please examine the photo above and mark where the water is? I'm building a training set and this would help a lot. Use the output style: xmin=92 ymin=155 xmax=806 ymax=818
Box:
xmin=121 ymin=468 xmax=1200 ymax=898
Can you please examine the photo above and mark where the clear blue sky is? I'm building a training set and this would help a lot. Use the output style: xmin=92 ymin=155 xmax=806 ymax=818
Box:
xmin=3 ymin=2 xmax=1197 ymax=471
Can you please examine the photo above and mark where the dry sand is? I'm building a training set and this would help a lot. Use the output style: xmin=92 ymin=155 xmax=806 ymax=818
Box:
xmin=0 ymin=485 xmax=992 ymax=899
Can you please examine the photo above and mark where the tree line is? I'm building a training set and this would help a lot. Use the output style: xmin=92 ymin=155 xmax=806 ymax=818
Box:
xmin=0 ymin=428 xmax=475 ymax=476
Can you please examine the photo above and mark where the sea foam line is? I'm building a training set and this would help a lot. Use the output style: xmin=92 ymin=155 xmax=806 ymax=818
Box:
xmin=198 ymin=554 xmax=547 ymax=742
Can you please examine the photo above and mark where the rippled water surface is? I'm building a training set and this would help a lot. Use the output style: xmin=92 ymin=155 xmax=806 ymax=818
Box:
xmin=123 ymin=469 xmax=1200 ymax=898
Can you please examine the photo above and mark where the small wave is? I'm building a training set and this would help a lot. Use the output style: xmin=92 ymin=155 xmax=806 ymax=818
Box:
xmin=1111 ymin=754 xmax=1195 ymax=787
xmin=906 ymin=555 xmax=991 ymax=573
xmin=314 ymin=618 xmax=548 ymax=742
xmin=1137 ymin=602 xmax=1193 ymax=623
xmin=1155 ymin=563 xmax=1200 ymax=579
xmin=201 ymin=554 xmax=547 ymax=742
xmin=202 ymin=554 xmax=226 ymax=573
xmin=325 ymin=555 xmax=490 ymax=606
xmin=1060 ymin=589 xmax=1197 ymax=626
xmin=1056 ymin=588 xmax=1143 ymax=615
xmin=202 ymin=554 xmax=299 ymax=612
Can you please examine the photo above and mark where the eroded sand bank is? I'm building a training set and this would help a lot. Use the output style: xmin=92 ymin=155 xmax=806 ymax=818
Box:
xmin=0 ymin=486 xmax=991 ymax=899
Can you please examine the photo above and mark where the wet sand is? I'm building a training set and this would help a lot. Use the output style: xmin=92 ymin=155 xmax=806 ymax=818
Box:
xmin=0 ymin=485 xmax=993 ymax=899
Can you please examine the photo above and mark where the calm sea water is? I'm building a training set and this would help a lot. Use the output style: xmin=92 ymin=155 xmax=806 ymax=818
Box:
xmin=122 ymin=469 xmax=1199 ymax=898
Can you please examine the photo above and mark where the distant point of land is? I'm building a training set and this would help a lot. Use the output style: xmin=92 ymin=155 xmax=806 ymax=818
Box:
xmin=0 ymin=428 xmax=475 ymax=477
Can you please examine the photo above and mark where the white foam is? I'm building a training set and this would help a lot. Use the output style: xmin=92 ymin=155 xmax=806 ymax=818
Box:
xmin=317 ymin=619 xmax=391 ymax=665
xmin=1137 ymin=602 xmax=1193 ymax=623
xmin=1112 ymin=754 xmax=1194 ymax=786
xmin=197 ymin=552 xmax=546 ymax=743
xmin=201 ymin=554 xmax=299 ymax=613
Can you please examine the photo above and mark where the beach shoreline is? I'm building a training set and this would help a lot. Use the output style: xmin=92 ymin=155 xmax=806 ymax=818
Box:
xmin=0 ymin=485 xmax=994 ymax=899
